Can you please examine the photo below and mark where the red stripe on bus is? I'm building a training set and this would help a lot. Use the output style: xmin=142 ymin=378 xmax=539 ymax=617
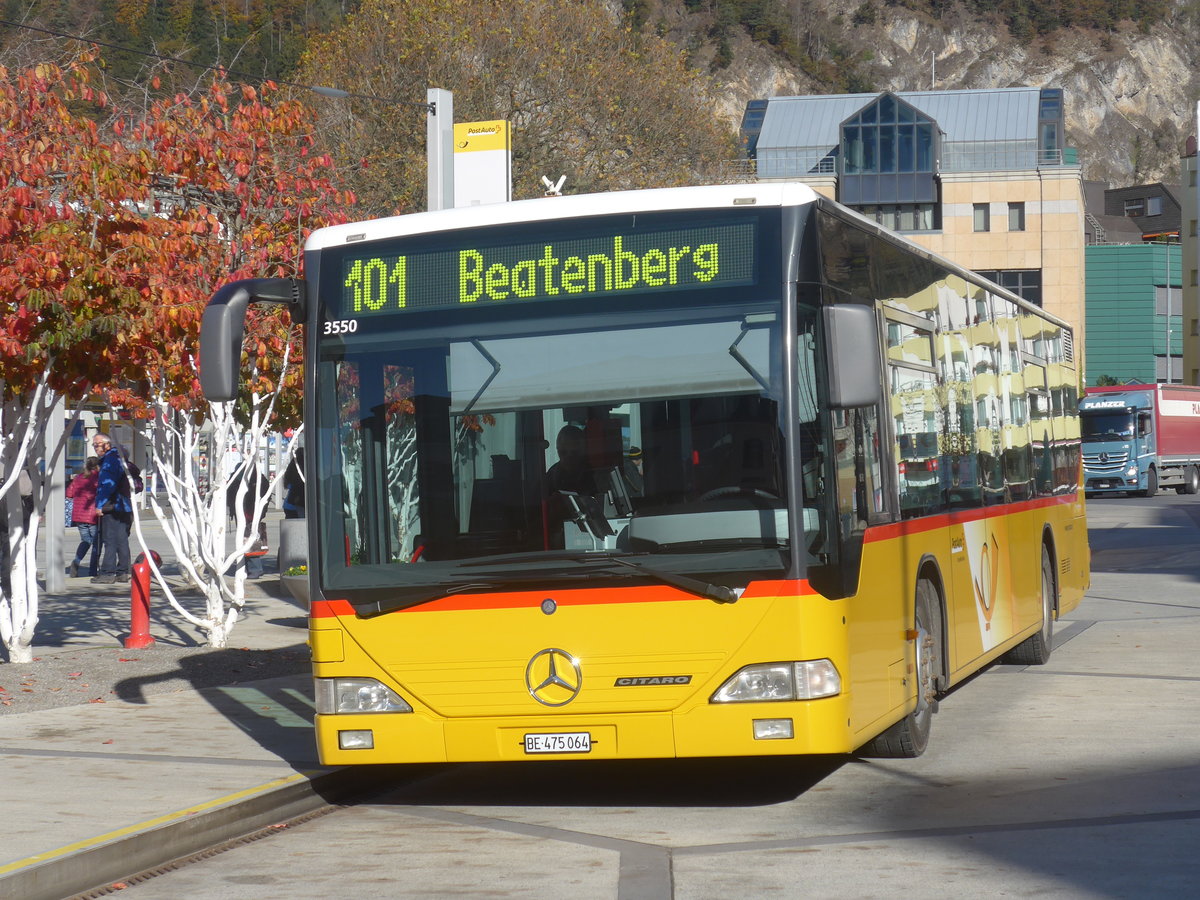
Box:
xmin=863 ymin=492 xmax=1078 ymax=543
xmin=740 ymin=579 xmax=817 ymax=598
xmin=309 ymin=578 xmax=816 ymax=617
xmin=311 ymin=598 xmax=356 ymax=618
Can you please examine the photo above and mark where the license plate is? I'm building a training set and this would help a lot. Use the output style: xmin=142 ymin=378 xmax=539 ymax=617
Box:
xmin=523 ymin=732 xmax=592 ymax=754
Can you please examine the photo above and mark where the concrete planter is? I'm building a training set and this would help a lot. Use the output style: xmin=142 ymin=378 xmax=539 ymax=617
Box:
xmin=280 ymin=574 xmax=310 ymax=610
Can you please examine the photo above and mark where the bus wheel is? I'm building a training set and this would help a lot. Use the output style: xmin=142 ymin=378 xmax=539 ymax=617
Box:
xmin=1003 ymin=546 xmax=1054 ymax=666
xmin=861 ymin=578 xmax=942 ymax=758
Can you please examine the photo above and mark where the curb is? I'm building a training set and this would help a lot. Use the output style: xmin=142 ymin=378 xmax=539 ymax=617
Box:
xmin=0 ymin=766 xmax=370 ymax=900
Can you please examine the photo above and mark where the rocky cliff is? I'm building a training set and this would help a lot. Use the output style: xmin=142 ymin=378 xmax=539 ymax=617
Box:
xmin=693 ymin=0 xmax=1199 ymax=188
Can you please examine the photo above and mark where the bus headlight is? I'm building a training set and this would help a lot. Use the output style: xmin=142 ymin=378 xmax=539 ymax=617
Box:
xmin=710 ymin=660 xmax=841 ymax=703
xmin=315 ymin=677 xmax=413 ymax=714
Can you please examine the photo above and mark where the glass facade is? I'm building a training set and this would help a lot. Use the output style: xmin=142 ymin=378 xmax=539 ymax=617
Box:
xmin=841 ymin=94 xmax=936 ymax=175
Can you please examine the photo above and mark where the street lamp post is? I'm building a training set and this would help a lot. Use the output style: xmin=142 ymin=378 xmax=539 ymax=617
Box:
xmin=426 ymin=88 xmax=454 ymax=212
xmin=1166 ymin=239 xmax=1173 ymax=384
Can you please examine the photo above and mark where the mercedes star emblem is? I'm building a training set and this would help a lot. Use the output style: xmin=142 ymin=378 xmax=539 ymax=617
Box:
xmin=525 ymin=648 xmax=582 ymax=707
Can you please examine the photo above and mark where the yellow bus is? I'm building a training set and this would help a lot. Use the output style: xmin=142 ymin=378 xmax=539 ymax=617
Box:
xmin=201 ymin=182 xmax=1088 ymax=762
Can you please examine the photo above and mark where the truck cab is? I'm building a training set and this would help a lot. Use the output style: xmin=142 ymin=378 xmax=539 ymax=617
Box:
xmin=1080 ymin=391 xmax=1153 ymax=495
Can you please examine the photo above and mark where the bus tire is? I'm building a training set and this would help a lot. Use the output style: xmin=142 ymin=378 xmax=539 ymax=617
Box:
xmin=860 ymin=578 xmax=942 ymax=759
xmin=1139 ymin=467 xmax=1157 ymax=497
xmin=1003 ymin=545 xmax=1054 ymax=666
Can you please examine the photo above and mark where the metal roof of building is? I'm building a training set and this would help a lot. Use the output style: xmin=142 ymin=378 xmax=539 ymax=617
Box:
xmin=756 ymin=88 xmax=1042 ymax=152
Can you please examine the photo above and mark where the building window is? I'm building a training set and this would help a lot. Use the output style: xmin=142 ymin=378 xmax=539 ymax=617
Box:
xmin=1191 ymin=220 xmax=1197 ymax=237
xmin=841 ymin=94 xmax=936 ymax=175
xmin=1156 ymin=355 xmax=1182 ymax=384
xmin=1147 ymin=196 xmax=1162 ymax=216
xmin=1156 ymin=285 xmax=1182 ymax=316
xmin=1008 ymin=202 xmax=1025 ymax=231
xmin=976 ymin=269 xmax=1042 ymax=307
xmin=1038 ymin=89 xmax=1064 ymax=163
xmin=857 ymin=203 xmax=937 ymax=231
xmin=1124 ymin=198 xmax=1145 ymax=217
xmin=973 ymin=203 xmax=990 ymax=232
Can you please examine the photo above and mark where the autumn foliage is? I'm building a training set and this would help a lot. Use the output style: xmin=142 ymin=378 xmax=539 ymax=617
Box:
xmin=297 ymin=0 xmax=738 ymax=216
xmin=0 ymin=56 xmax=149 ymax=398
xmin=113 ymin=74 xmax=355 ymax=420
xmin=0 ymin=53 xmax=353 ymax=422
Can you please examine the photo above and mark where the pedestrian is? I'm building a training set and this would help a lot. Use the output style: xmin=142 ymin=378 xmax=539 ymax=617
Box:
xmin=91 ymin=433 xmax=133 ymax=584
xmin=282 ymin=448 xmax=305 ymax=519
xmin=65 ymin=456 xmax=102 ymax=578
xmin=623 ymin=445 xmax=645 ymax=497
xmin=227 ymin=461 xmax=270 ymax=578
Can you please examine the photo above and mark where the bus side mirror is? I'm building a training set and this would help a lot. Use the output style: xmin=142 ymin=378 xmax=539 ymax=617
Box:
xmin=199 ymin=278 xmax=305 ymax=402
xmin=823 ymin=304 xmax=881 ymax=409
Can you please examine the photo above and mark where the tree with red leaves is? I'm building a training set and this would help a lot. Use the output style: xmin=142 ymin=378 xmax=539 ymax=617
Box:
xmin=0 ymin=54 xmax=354 ymax=661
xmin=0 ymin=55 xmax=159 ymax=663
xmin=114 ymin=72 xmax=354 ymax=648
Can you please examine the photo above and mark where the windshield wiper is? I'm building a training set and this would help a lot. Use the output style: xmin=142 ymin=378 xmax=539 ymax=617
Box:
xmin=599 ymin=555 xmax=740 ymax=604
xmin=355 ymin=573 xmax=596 ymax=617
xmin=645 ymin=537 xmax=788 ymax=553
xmin=458 ymin=549 xmax=739 ymax=603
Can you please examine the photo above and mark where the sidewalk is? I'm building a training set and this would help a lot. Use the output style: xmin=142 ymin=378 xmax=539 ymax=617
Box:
xmin=1 ymin=513 xmax=337 ymax=900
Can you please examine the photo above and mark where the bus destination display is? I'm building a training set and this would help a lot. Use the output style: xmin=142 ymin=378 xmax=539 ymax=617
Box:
xmin=341 ymin=221 xmax=756 ymax=316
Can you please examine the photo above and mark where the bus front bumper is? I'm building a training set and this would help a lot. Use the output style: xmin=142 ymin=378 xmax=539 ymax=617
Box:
xmin=314 ymin=700 xmax=853 ymax=765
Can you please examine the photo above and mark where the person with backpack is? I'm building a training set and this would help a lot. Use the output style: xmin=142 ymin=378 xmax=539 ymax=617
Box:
xmin=91 ymin=433 xmax=133 ymax=584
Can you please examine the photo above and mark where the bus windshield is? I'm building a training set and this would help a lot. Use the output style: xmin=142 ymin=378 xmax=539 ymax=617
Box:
xmin=314 ymin=299 xmax=822 ymax=610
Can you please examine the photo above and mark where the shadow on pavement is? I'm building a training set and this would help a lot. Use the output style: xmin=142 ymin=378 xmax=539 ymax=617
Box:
xmin=35 ymin=584 xmax=200 ymax=648
xmin=363 ymin=755 xmax=848 ymax=809
xmin=112 ymin=644 xmax=317 ymax=764
xmin=863 ymin=757 xmax=1200 ymax=899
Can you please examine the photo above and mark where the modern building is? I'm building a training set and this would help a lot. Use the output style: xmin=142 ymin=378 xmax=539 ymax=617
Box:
xmin=1102 ymin=182 xmax=1182 ymax=242
xmin=742 ymin=87 xmax=1086 ymax=369
xmin=1083 ymin=181 xmax=1182 ymax=386
xmin=1085 ymin=241 xmax=1181 ymax=385
xmin=1183 ymin=138 xmax=1199 ymax=385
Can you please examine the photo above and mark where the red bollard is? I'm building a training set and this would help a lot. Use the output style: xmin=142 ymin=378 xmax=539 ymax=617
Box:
xmin=126 ymin=550 xmax=162 ymax=650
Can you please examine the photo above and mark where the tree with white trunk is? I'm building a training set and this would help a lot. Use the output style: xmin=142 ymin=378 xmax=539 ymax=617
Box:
xmin=132 ymin=370 xmax=301 ymax=648
xmin=0 ymin=55 xmax=351 ymax=663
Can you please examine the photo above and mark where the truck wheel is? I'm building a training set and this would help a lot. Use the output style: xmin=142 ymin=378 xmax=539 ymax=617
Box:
xmin=860 ymin=578 xmax=942 ymax=758
xmin=1179 ymin=466 xmax=1200 ymax=495
xmin=1140 ymin=467 xmax=1157 ymax=498
xmin=1003 ymin=546 xmax=1054 ymax=666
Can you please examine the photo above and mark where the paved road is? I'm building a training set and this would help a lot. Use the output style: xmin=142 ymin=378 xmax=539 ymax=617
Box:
xmin=99 ymin=495 xmax=1200 ymax=900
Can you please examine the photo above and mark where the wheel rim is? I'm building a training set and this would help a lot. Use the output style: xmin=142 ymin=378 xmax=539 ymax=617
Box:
xmin=913 ymin=618 xmax=936 ymax=725
xmin=1040 ymin=556 xmax=1054 ymax=646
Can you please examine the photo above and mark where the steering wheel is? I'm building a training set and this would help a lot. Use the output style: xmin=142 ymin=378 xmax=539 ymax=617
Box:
xmin=698 ymin=486 xmax=780 ymax=502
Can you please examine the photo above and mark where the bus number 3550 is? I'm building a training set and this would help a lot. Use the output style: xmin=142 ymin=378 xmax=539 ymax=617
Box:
xmin=324 ymin=319 xmax=359 ymax=335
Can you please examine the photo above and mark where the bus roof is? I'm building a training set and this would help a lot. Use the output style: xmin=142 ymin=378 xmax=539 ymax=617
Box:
xmin=304 ymin=183 xmax=821 ymax=251
xmin=304 ymin=181 xmax=1073 ymax=334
